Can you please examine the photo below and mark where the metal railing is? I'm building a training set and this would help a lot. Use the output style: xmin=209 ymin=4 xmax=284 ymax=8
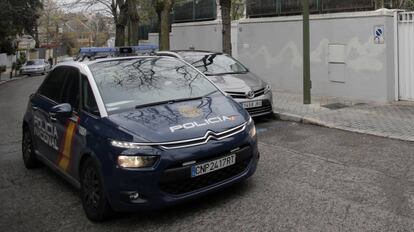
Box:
xmin=173 ymin=0 xmax=217 ymax=23
xmin=246 ymin=0 xmax=385 ymax=18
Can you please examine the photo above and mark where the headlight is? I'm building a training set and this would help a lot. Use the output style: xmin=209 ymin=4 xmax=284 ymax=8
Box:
xmin=249 ymin=124 xmax=257 ymax=138
xmin=117 ymin=155 xmax=158 ymax=168
xmin=111 ymin=140 xmax=142 ymax=149
xmin=264 ymin=84 xmax=272 ymax=94
xmin=247 ymin=117 xmax=257 ymax=138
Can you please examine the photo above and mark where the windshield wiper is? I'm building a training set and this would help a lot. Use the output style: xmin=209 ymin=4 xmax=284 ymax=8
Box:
xmin=135 ymin=95 xmax=211 ymax=109
xmin=205 ymin=71 xmax=248 ymax=76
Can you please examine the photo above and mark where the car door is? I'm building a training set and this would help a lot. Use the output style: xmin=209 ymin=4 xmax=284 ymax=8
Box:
xmin=67 ymin=74 xmax=101 ymax=180
xmin=53 ymin=67 xmax=83 ymax=175
xmin=31 ymin=67 xmax=67 ymax=162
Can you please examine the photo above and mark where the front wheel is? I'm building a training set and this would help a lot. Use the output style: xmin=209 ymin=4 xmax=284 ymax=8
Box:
xmin=80 ymin=158 xmax=112 ymax=222
xmin=22 ymin=128 xmax=40 ymax=169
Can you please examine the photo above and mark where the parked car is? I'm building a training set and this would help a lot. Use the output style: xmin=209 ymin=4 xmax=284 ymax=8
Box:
xmin=157 ymin=51 xmax=273 ymax=117
xmin=57 ymin=56 xmax=74 ymax=63
xmin=20 ymin=59 xmax=50 ymax=76
xmin=22 ymin=54 xmax=259 ymax=221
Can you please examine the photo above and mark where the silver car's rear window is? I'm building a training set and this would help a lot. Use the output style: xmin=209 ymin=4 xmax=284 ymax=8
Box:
xmin=182 ymin=54 xmax=248 ymax=75
xmin=26 ymin=60 xmax=44 ymax=65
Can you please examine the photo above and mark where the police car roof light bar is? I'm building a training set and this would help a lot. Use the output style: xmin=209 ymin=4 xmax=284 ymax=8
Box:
xmin=76 ymin=45 xmax=159 ymax=61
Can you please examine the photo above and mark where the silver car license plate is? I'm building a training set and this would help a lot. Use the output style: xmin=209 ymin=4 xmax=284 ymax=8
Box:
xmin=191 ymin=154 xmax=236 ymax=177
xmin=242 ymin=101 xmax=262 ymax=109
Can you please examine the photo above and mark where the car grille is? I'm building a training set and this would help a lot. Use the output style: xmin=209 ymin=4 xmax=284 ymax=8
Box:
xmin=159 ymin=146 xmax=252 ymax=195
xmin=227 ymin=88 xmax=266 ymax=99
xmin=245 ymin=100 xmax=273 ymax=116
xmin=158 ymin=123 xmax=247 ymax=150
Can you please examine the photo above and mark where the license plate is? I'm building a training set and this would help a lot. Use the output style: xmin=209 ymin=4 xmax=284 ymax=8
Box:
xmin=191 ymin=154 xmax=236 ymax=177
xmin=242 ymin=101 xmax=262 ymax=109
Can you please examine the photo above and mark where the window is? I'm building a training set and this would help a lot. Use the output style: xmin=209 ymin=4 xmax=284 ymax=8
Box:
xmin=81 ymin=75 xmax=99 ymax=116
xmin=38 ymin=67 xmax=67 ymax=103
xmin=61 ymin=68 xmax=80 ymax=111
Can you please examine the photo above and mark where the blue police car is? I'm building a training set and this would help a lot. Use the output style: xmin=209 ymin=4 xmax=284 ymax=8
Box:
xmin=22 ymin=53 xmax=259 ymax=221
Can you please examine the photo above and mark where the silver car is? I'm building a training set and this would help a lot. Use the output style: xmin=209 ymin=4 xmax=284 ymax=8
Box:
xmin=20 ymin=59 xmax=50 ymax=76
xmin=157 ymin=51 xmax=273 ymax=117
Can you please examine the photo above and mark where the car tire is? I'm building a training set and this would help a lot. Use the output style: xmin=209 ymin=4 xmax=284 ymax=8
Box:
xmin=80 ymin=158 xmax=112 ymax=222
xmin=22 ymin=128 xmax=40 ymax=169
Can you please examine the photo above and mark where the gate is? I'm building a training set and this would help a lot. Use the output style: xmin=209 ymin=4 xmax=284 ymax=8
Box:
xmin=398 ymin=12 xmax=414 ymax=100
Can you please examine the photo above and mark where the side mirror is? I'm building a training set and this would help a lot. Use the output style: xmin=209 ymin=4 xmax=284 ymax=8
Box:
xmin=49 ymin=103 xmax=72 ymax=121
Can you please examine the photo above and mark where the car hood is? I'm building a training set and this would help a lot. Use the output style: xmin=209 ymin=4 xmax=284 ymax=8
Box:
xmin=108 ymin=95 xmax=249 ymax=143
xmin=206 ymin=72 xmax=266 ymax=92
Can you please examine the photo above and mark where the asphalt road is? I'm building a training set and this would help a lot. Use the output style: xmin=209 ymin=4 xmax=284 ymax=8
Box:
xmin=1 ymin=76 xmax=414 ymax=231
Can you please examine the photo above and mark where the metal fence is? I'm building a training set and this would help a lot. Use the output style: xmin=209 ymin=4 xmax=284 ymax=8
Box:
xmin=246 ymin=0 xmax=389 ymax=18
xmin=173 ymin=0 xmax=216 ymax=23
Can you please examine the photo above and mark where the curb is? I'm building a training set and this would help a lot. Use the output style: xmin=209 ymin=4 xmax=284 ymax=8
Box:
xmin=0 ymin=76 xmax=27 ymax=86
xmin=273 ymin=110 xmax=414 ymax=143
xmin=274 ymin=111 xmax=303 ymax=122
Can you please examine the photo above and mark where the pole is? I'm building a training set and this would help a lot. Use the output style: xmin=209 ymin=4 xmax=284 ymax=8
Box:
xmin=303 ymin=0 xmax=311 ymax=104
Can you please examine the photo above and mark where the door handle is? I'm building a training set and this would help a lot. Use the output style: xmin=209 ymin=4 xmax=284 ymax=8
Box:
xmin=32 ymin=106 xmax=38 ymax=111
xmin=49 ymin=112 xmax=57 ymax=122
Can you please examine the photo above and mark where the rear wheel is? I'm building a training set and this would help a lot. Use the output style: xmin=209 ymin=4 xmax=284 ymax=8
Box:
xmin=22 ymin=128 xmax=40 ymax=169
xmin=80 ymin=158 xmax=112 ymax=222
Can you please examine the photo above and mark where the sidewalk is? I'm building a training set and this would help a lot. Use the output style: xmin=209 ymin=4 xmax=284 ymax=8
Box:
xmin=0 ymin=68 xmax=25 ymax=85
xmin=273 ymin=90 xmax=414 ymax=142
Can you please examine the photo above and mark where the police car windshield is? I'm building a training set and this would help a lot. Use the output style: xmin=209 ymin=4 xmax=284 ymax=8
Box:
xmin=89 ymin=57 xmax=219 ymax=114
xmin=182 ymin=54 xmax=248 ymax=75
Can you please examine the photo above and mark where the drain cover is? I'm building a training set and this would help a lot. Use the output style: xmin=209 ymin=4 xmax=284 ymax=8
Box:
xmin=322 ymin=103 xmax=349 ymax=110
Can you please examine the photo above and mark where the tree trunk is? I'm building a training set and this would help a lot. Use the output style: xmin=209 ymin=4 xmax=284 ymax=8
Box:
xmin=375 ymin=0 xmax=385 ymax=8
xmin=115 ymin=24 xmax=125 ymax=46
xmin=115 ymin=0 xmax=128 ymax=46
xmin=220 ymin=0 xmax=232 ymax=55
xmin=34 ymin=23 xmax=39 ymax=48
xmin=157 ymin=11 xmax=162 ymax=48
xmin=159 ymin=0 xmax=174 ymax=51
xmin=127 ymin=0 xmax=140 ymax=46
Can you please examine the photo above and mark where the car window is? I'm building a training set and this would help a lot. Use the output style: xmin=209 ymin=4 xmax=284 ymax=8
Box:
xmin=182 ymin=54 xmax=248 ymax=75
xmin=38 ymin=67 xmax=67 ymax=103
xmin=61 ymin=68 xmax=80 ymax=111
xmin=26 ymin=60 xmax=43 ymax=66
xmin=81 ymin=75 xmax=99 ymax=116
xmin=88 ymin=57 xmax=219 ymax=114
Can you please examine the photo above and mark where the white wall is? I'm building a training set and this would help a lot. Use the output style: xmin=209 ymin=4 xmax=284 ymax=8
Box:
xmin=0 ymin=54 xmax=16 ymax=67
xmin=171 ymin=20 xmax=222 ymax=52
xmin=237 ymin=10 xmax=396 ymax=102
xmin=148 ymin=33 xmax=159 ymax=46
xmin=148 ymin=32 xmax=174 ymax=49
xmin=170 ymin=9 xmax=398 ymax=103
